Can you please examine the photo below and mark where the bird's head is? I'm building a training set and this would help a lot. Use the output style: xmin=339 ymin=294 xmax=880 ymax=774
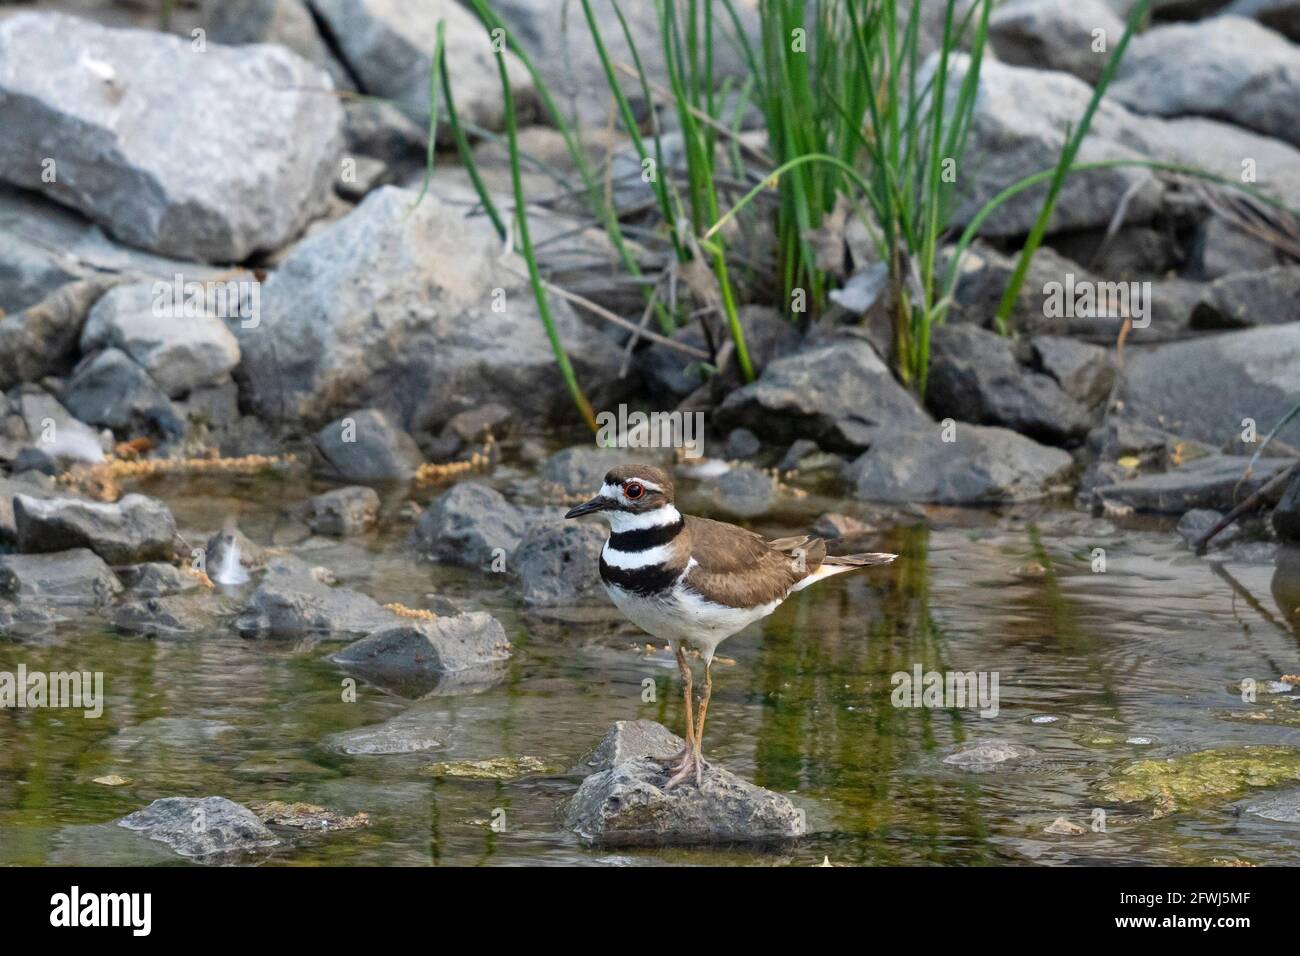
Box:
xmin=564 ymin=464 xmax=676 ymax=521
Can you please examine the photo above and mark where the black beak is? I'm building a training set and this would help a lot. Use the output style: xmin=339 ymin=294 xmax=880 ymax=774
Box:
xmin=565 ymin=495 xmax=614 ymax=519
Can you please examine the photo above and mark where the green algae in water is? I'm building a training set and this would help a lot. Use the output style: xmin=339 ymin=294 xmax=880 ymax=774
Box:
xmin=424 ymin=756 xmax=556 ymax=780
xmin=1098 ymin=746 xmax=1300 ymax=818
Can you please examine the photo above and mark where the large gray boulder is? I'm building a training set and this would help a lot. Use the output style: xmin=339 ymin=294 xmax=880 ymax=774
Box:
xmin=1110 ymin=17 xmax=1300 ymax=147
xmin=229 ymin=186 xmax=626 ymax=433
xmin=515 ymin=521 xmax=608 ymax=608
xmin=0 ymin=549 xmax=122 ymax=605
xmin=0 ymin=12 xmax=343 ymax=261
xmin=331 ymin=614 xmax=511 ymax=696
xmin=411 ymin=482 xmax=532 ymax=569
xmin=308 ymin=0 xmax=532 ymax=132
xmin=990 ymin=0 xmax=1123 ymax=84
xmin=60 ymin=348 xmax=185 ymax=440
xmin=1109 ymin=324 xmax=1300 ymax=449
xmin=567 ymin=722 xmax=805 ymax=847
xmin=926 ymin=324 xmax=1092 ymax=446
xmin=117 ymin=797 xmax=279 ymax=861
xmin=13 ymin=493 xmax=177 ymax=564
xmin=81 ymin=283 xmax=241 ymax=397
xmin=850 ymin=423 xmax=1074 ymax=504
xmin=715 ymin=335 xmax=930 ymax=454
xmin=207 ymin=0 xmax=354 ymax=89
xmin=1090 ymin=454 xmax=1296 ymax=514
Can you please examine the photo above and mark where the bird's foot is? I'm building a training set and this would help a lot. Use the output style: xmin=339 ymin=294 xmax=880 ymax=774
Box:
xmin=663 ymin=752 xmax=698 ymax=791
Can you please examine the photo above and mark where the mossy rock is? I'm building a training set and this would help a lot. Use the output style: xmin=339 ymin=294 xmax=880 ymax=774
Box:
xmin=1097 ymin=746 xmax=1300 ymax=818
xmin=423 ymin=756 xmax=555 ymax=780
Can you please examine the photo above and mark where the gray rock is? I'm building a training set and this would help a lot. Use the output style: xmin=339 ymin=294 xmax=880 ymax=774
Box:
xmin=203 ymin=527 xmax=268 ymax=582
xmin=80 ymin=283 xmax=241 ymax=397
xmin=324 ymin=710 xmax=446 ymax=755
xmin=1244 ymin=787 xmax=1300 ymax=822
xmin=724 ymin=428 xmax=761 ymax=460
xmin=0 ymin=473 xmax=57 ymax=545
xmin=1276 ymin=471 xmax=1300 ymax=542
xmin=331 ymin=614 xmax=511 ymax=696
xmin=850 ymin=424 xmax=1074 ymax=504
xmin=1091 ymin=455 xmax=1296 ymax=514
xmin=307 ymin=485 xmax=380 ymax=535
xmin=0 ymin=12 xmax=343 ymax=261
xmin=514 ymin=521 xmax=607 ymax=607
xmin=10 ymin=384 xmax=106 ymax=465
xmin=990 ymin=0 xmax=1123 ymax=84
xmin=13 ymin=493 xmax=176 ymax=564
xmin=539 ymin=445 xmax=633 ymax=497
xmin=207 ymin=0 xmax=354 ymax=89
xmin=1191 ymin=214 xmax=1286 ymax=279
xmin=943 ymin=740 xmax=1038 ymax=772
xmin=118 ymin=562 xmax=200 ymax=596
xmin=1175 ymin=508 xmax=1243 ymax=548
xmin=1109 ymin=324 xmax=1300 ymax=449
xmin=107 ymin=592 xmax=237 ymax=637
xmin=716 ymin=335 xmax=930 ymax=454
xmin=60 ymin=348 xmax=184 ymax=440
xmin=342 ymin=97 xmax=426 ymax=167
xmin=315 ymin=409 xmax=424 ymax=483
xmin=1190 ymin=266 xmax=1300 ymax=330
xmin=1030 ymin=336 xmax=1116 ymax=408
xmin=308 ymin=0 xmax=532 ymax=133
xmin=411 ymin=482 xmax=530 ymax=568
xmin=567 ymin=755 xmax=805 ymax=847
xmin=0 ymin=602 xmax=64 ymax=637
xmin=0 ymin=276 xmax=123 ymax=391
xmin=927 ymin=324 xmax=1092 ymax=446
xmin=229 ymin=187 xmax=626 ymax=432
xmin=1111 ymin=17 xmax=1300 ymax=147
xmin=708 ymin=465 xmax=779 ymax=518
xmin=236 ymin=556 xmax=397 ymax=638
xmin=117 ymin=797 xmax=279 ymax=860
xmin=175 ymin=377 xmax=242 ymax=431
xmin=1223 ymin=0 xmax=1300 ymax=41
xmin=0 ymin=549 xmax=122 ymax=605
xmin=579 ymin=720 xmax=685 ymax=774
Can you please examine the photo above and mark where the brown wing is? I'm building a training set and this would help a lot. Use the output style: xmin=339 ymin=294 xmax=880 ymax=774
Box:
xmin=681 ymin=516 xmax=826 ymax=608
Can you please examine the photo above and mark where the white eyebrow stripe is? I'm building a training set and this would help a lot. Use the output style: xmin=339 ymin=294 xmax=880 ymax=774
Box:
xmin=607 ymin=504 xmax=681 ymax=532
xmin=602 ymin=541 xmax=676 ymax=569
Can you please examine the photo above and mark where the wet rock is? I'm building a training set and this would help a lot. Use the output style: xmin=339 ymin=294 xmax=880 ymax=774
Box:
xmin=107 ymin=592 xmax=236 ymax=637
xmin=850 ymin=424 xmax=1073 ymax=504
xmin=249 ymin=801 xmax=369 ymax=831
xmin=716 ymin=335 xmax=930 ymax=454
xmin=411 ymin=482 xmax=530 ymax=569
xmin=779 ymin=438 xmax=830 ymax=473
xmin=1030 ymin=336 xmax=1116 ymax=408
xmin=309 ymin=0 xmax=532 ymax=133
xmin=1191 ymin=214 xmax=1286 ymax=279
xmin=1090 ymin=455 xmax=1296 ymax=514
xmin=0 ymin=12 xmax=342 ymax=261
xmin=1273 ymin=471 xmax=1300 ymax=542
xmin=579 ymin=720 xmax=684 ymax=774
xmin=990 ymin=0 xmax=1122 ymax=84
xmin=60 ymin=349 xmax=184 ymax=441
xmin=0 ymin=549 xmax=121 ymax=605
xmin=1109 ymin=324 xmax=1300 ymax=449
xmin=230 ymin=187 xmax=625 ymax=432
xmin=515 ymin=521 xmax=607 ymax=607
xmin=1190 ymin=266 xmax=1300 ymax=330
xmin=13 ymin=493 xmax=176 ymax=564
xmin=567 ymin=722 xmax=804 ymax=847
xmin=724 ymin=428 xmax=761 ymax=461
xmin=1243 ymin=788 xmax=1300 ymax=823
xmin=1223 ymin=0 xmax=1300 ymax=41
xmin=118 ymin=562 xmax=200 ymax=596
xmin=332 ymin=614 xmax=511 ymax=696
xmin=1044 ymin=817 xmax=1087 ymax=835
xmin=0 ymin=473 xmax=57 ymax=545
xmin=0 ymin=276 xmax=123 ymax=391
xmin=315 ymin=409 xmax=425 ymax=483
xmin=117 ymin=797 xmax=279 ymax=860
xmin=208 ymin=0 xmax=354 ymax=90
xmin=425 ymin=756 xmax=554 ymax=780
xmin=943 ymin=740 xmax=1038 ymax=771
xmin=203 ymin=527 xmax=268 ymax=581
xmin=236 ymin=556 xmax=396 ymax=638
xmin=1176 ymin=508 xmax=1243 ymax=548
xmin=812 ymin=513 xmax=876 ymax=540
xmin=1111 ymin=17 xmax=1300 ymax=147
xmin=1098 ymin=745 xmax=1300 ymax=818
xmin=10 ymin=386 xmax=106 ymax=464
xmin=324 ymin=710 xmax=446 ymax=755
xmin=927 ymin=324 xmax=1091 ymax=446
xmin=307 ymin=485 xmax=380 ymax=536
xmin=80 ymin=283 xmax=241 ymax=397
xmin=539 ymin=446 xmax=634 ymax=497
xmin=708 ymin=465 xmax=779 ymax=518
xmin=0 ymin=602 xmax=64 ymax=638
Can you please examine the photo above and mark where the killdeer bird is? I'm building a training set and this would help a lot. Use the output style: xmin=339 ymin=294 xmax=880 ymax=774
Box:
xmin=565 ymin=464 xmax=896 ymax=788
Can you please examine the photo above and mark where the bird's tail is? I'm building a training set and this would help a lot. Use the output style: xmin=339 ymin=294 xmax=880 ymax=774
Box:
xmin=823 ymin=552 xmax=898 ymax=567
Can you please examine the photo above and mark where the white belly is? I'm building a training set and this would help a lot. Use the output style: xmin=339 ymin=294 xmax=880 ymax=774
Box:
xmin=602 ymin=579 xmax=782 ymax=662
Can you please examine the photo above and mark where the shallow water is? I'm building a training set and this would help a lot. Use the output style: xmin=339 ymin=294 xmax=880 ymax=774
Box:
xmin=3 ymin=468 xmax=1300 ymax=866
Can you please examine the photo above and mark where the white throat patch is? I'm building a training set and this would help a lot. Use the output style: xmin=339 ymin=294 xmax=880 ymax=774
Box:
xmin=606 ymin=504 xmax=681 ymax=533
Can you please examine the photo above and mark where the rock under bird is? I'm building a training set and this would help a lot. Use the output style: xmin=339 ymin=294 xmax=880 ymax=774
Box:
xmin=565 ymin=464 xmax=896 ymax=788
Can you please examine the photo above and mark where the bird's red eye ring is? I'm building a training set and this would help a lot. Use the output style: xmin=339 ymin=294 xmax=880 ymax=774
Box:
xmin=625 ymin=482 xmax=644 ymax=500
